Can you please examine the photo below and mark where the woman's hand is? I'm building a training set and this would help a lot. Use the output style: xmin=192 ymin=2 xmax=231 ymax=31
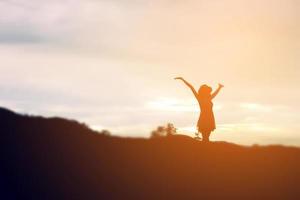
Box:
xmin=218 ymin=83 xmax=224 ymax=88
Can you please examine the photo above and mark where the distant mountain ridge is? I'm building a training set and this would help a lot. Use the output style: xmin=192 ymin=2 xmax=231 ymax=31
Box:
xmin=1 ymin=107 xmax=300 ymax=200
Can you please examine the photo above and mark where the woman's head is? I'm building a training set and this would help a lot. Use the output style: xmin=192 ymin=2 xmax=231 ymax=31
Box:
xmin=198 ymin=84 xmax=212 ymax=98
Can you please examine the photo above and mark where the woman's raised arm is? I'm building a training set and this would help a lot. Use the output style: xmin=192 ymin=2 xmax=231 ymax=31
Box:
xmin=174 ymin=77 xmax=198 ymax=99
xmin=211 ymin=83 xmax=224 ymax=99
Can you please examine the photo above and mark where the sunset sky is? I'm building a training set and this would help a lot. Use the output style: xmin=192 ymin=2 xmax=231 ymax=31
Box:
xmin=0 ymin=0 xmax=299 ymax=145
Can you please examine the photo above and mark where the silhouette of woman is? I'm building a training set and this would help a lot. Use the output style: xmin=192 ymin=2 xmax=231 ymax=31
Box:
xmin=175 ymin=77 xmax=224 ymax=142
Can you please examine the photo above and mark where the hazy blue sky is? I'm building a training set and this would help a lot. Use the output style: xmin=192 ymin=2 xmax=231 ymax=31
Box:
xmin=0 ymin=0 xmax=299 ymax=145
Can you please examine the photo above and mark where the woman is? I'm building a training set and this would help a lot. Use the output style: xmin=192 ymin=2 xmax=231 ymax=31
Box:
xmin=175 ymin=77 xmax=224 ymax=142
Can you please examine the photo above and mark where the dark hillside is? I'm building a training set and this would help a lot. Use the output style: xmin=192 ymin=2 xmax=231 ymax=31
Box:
xmin=1 ymin=107 xmax=300 ymax=199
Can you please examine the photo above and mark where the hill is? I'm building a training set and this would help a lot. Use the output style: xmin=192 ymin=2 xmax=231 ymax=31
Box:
xmin=1 ymin=107 xmax=300 ymax=199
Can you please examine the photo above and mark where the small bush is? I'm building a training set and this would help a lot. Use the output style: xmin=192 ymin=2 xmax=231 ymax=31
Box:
xmin=151 ymin=123 xmax=177 ymax=138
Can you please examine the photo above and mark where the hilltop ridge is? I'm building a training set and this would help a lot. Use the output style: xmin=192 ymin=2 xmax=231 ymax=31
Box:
xmin=1 ymin=107 xmax=300 ymax=200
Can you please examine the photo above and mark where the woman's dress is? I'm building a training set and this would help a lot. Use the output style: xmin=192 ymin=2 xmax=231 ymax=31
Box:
xmin=197 ymin=98 xmax=216 ymax=133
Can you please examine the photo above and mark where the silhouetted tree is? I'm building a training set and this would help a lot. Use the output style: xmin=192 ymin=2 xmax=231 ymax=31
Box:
xmin=166 ymin=123 xmax=177 ymax=136
xmin=151 ymin=123 xmax=177 ymax=138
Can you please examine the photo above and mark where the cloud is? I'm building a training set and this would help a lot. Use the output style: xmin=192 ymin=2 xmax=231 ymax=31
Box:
xmin=0 ymin=84 xmax=85 ymax=113
xmin=239 ymin=103 xmax=273 ymax=112
xmin=0 ymin=0 xmax=81 ymax=45
xmin=0 ymin=28 xmax=44 ymax=44
xmin=0 ymin=0 xmax=150 ymax=48
xmin=146 ymin=98 xmax=196 ymax=112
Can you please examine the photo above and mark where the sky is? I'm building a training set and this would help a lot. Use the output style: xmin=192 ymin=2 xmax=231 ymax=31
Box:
xmin=0 ymin=0 xmax=299 ymax=146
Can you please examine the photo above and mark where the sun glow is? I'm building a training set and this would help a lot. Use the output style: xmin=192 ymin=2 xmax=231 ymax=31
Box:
xmin=146 ymin=98 xmax=197 ymax=112
xmin=146 ymin=98 xmax=224 ymax=112
xmin=240 ymin=103 xmax=272 ymax=112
